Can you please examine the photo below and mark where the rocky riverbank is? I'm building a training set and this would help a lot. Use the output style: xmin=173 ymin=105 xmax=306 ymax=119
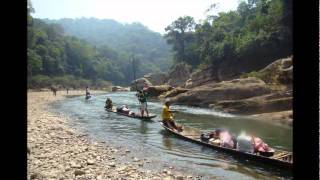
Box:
xmin=132 ymin=56 xmax=293 ymax=126
xmin=27 ymin=91 xmax=198 ymax=180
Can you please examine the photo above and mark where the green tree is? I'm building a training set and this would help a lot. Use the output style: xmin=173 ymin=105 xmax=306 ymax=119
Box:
xmin=165 ymin=16 xmax=196 ymax=64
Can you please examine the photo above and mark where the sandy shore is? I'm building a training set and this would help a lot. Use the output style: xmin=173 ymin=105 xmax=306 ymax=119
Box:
xmin=27 ymin=91 xmax=197 ymax=180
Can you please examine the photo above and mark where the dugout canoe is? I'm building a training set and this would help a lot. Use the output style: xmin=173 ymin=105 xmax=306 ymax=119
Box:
xmin=160 ymin=122 xmax=292 ymax=169
xmin=105 ymin=107 xmax=156 ymax=120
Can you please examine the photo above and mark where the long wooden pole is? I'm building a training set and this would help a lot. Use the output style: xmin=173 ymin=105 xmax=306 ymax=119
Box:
xmin=132 ymin=55 xmax=138 ymax=91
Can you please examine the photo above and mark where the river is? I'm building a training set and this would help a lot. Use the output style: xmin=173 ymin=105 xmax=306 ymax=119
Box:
xmin=50 ymin=92 xmax=292 ymax=180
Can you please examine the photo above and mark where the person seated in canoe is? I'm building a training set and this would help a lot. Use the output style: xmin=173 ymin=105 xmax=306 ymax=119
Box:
xmin=117 ymin=105 xmax=135 ymax=116
xmin=236 ymin=132 xmax=274 ymax=156
xmin=207 ymin=129 xmax=236 ymax=149
xmin=236 ymin=132 xmax=254 ymax=153
xmin=162 ymin=100 xmax=183 ymax=132
xmin=105 ymin=98 xmax=113 ymax=109
xmin=252 ymin=136 xmax=274 ymax=156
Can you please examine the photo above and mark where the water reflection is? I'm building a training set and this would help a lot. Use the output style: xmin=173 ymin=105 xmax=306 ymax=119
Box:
xmin=139 ymin=121 xmax=148 ymax=134
xmin=162 ymin=135 xmax=173 ymax=150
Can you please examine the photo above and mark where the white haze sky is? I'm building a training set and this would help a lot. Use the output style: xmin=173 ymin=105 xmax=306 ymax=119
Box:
xmin=31 ymin=0 xmax=241 ymax=34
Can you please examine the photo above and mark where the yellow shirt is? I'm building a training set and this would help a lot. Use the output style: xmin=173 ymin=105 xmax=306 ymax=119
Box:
xmin=162 ymin=105 xmax=173 ymax=121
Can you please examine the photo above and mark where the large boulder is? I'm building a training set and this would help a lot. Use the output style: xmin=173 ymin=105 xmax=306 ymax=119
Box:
xmin=143 ymin=73 xmax=168 ymax=86
xmin=130 ymin=78 xmax=153 ymax=91
xmin=168 ymin=77 xmax=272 ymax=107
xmin=147 ymin=85 xmax=174 ymax=97
xmin=158 ymin=87 xmax=189 ymax=99
xmin=167 ymin=63 xmax=191 ymax=87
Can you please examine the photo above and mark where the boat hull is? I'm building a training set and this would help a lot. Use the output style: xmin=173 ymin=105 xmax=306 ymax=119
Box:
xmin=105 ymin=108 xmax=156 ymax=121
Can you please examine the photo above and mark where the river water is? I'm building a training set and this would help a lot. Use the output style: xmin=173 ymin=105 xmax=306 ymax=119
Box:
xmin=51 ymin=92 xmax=292 ymax=180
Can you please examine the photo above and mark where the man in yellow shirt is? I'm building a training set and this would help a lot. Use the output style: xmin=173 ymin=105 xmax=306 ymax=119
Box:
xmin=162 ymin=101 xmax=182 ymax=132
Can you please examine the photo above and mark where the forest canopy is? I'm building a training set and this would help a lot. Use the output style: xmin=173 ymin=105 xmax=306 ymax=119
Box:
xmin=164 ymin=0 xmax=292 ymax=71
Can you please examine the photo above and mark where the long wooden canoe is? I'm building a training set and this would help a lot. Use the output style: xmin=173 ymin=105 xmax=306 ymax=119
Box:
xmin=160 ymin=122 xmax=292 ymax=169
xmin=105 ymin=107 xmax=156 ymax=120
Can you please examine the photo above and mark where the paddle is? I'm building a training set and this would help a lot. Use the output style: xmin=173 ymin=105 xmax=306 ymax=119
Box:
xmin=132 ymin=55 xmax=138 ymax=92
xmin=132 ymin=55 xmax=140 ymax=105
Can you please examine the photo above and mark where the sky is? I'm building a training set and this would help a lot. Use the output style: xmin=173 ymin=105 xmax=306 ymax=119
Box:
xmin=31 ymin=0 xmax=241 ymax=34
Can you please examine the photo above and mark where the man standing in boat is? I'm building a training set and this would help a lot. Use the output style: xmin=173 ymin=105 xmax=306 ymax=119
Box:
xmin=136 ymin=87 xmax=149 ymax=117
xmin=162 ymin=100 xmax=182 ymax=132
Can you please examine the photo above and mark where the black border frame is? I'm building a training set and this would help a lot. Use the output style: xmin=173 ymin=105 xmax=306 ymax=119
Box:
xmin=4 ymin=0 xmax=319 ymax=179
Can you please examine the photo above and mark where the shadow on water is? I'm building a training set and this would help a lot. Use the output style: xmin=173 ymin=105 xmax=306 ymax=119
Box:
xmin=50 ymin=92 xmax=293 ymax=180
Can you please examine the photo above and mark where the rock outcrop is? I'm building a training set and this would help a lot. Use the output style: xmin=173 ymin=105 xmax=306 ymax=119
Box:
xmin=130 ymin=78 xmax=153 ymax=91
xmin=158 ymin=87 xmax=189 ymax=99
xmin=211 ymin=90 xmax=292 ymax=115
xmin=185 ymin=66 xmax=217 ymax=88
xmin=143 ymin=73 xmax=168 ymax=86
xmin=184 ymin=55 xmax=290 ymax=88
xmin=168 ymin=77 xmax=271 ymax=107
xmin=147 ymin=85 xmax=174 ymax=97
xmin=167 ymin=63 xmax=191 ymax=87
xmin=258 ymin=56 xmax=292 ymax=86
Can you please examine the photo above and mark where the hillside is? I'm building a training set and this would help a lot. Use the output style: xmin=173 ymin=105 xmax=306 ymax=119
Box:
xmin=28 ymin=11 xmax=174 ymax=88
xmin=44 ymin=18 xmax=173 ymax=75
